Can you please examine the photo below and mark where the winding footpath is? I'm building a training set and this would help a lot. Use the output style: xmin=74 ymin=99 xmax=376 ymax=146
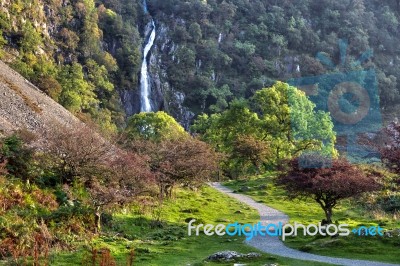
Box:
xmin=210 ymin=182 xmax=399 ymax=266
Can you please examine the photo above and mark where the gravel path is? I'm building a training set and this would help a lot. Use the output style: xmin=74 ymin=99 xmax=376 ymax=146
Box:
xmin=210 ymin=182 xmax=399 ymax=266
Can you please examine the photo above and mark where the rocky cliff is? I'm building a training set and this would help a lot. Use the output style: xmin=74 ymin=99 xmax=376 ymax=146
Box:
xmin=148 ymin=22 xmax=194 ymax=129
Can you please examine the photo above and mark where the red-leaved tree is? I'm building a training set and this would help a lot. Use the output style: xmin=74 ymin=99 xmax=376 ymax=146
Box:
xmin=381 ymin=122 xmax=400 ymax=177
xmin=277 ymin=155 xmax=381 ymax=223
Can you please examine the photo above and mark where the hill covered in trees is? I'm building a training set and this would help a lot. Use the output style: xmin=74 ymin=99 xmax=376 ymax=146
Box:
xmin=0 ymin=0 xmax=400 ymax=128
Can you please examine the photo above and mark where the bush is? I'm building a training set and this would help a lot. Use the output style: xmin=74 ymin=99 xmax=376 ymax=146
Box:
xmin=377 ymin=195 xmax=400 ymax=213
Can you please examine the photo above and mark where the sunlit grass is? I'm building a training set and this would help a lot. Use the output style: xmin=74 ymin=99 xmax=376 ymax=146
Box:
xmin=48 ymin=186 xmax=333 ymax=266
xmin=224 ymin=174 xmax=400 ymax=264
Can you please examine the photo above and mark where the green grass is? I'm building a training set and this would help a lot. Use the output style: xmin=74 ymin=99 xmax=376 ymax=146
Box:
xmin=224 ymin=174 xmax=400 ymax=264
xmin=45 ymin=186 xmax=333 ymax=266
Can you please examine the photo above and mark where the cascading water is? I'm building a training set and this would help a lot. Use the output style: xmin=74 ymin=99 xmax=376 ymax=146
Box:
xmin=140 ymin=0 xmax=156 ymax=112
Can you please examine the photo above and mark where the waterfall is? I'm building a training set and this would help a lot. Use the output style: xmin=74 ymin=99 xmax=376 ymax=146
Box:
xmin=140 ymin=0 xmax=156 ymax=112
xmin=218 ymin=33 xmax=222 ymax=43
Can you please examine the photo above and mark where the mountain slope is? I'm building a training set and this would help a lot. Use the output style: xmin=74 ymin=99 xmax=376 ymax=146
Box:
xmin=0 ymin=60 xmax=80 ymax=136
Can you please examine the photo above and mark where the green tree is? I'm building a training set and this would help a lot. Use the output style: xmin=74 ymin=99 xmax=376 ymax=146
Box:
xmin=252 ymin=82 xmax=337 ymax=161
xmin=126 ymin=112 xmax=186 ymax=142
xmin=85 ymin=59 xmax=114 ymax=95
xmin=1 ymin=135 xmax=33 ymax=180
xmin=19 ymin=21 xmax=42 ymax=53
xmin=193 ymin=82 xmax=337 ymax=176
xmin=58 ymin=63 xmax=98 ymax=113
xmin=189 ymin=22 xmax=202 ymax=44
xmin=192 ymin=100 xmax=263 ymax=177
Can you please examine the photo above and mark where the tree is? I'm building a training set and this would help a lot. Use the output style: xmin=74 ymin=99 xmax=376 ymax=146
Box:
xmin=124 ymin=135 xmax=219 ymax=199
xmin=43 ymin=124 xmax=152 ymax=232
xmin=137 ymin=137 xmax=219 ymax=199
xmin=193 ymin=82 xmax=337 ymax=177
xmin=231 ymin=135 xmax=270 ymax=175
xmin=126 ymin=111 xmax=186 ymax=142
xmin=252 ymin=82 xmax=337 ymax=162
xmin=86 ymin=150 xmax=152 ymax=232
xmin=277 ymin=155 xmax=381 ymax=223
xmin=42 ymin=124 xmax=111 ymax=185
xmin=189 ymin=22 xmax=202 ymax=44
xmin=36 ymin=76 xmax=62 ymax=101
xmin=124 ymin=112 xmax=219 ymax=198
xmin=1 ymin=135 xmax=33 ymax=179
xmin=58 ymin=63 xmax=98 ymax=113
xmin=19 ymin=21 xmax=42 ymax=53
xmin=192 ymin=100 xmax=263 ymax=177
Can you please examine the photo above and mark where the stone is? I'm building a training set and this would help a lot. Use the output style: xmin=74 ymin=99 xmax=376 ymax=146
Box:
xmin=258 ymin=184 xmax=268 ymax=190
xmin=245 ymin=252 xmax=262 ymax=258
xmin=238 ymin=186 xmax=250 ymax=192
xmin=206 ymin=251 xmax=242 ymax=261
xmin=206 ymin=251 xmax=262 ymax=262
xmin=384 ymin=229 xmax=400 ymax=238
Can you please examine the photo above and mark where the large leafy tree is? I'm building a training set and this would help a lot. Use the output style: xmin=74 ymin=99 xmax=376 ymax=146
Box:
xmin=253 ymin=82 xmax=337 ymax=162
xmin=126 ymin=111 xmax=186 ymax=142
xmin=193 ymin=82 xmax=337 ymax=175
xmin=193 ymin=99 xmax=261 ymax=149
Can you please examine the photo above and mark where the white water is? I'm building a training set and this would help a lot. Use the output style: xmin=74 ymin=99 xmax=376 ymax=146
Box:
xmin=140 ymin=1 xmax=156 ymax=112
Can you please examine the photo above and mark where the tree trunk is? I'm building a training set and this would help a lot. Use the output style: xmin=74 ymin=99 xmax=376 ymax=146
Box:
xmin=323 ymin=207 xmax=333 ymax=224
xmin=316 ymin=198 xmax=333 ymax=224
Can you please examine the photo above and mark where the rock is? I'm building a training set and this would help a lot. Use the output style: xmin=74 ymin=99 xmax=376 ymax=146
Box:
xmin=206 ymin=251 xmax=262 ymax=262
xmin=238 ymin=186 xmax=250 ymax=192
xmin=258 ymin=184 xmax=268 ymax=190
xmin=384 ymin=229 xmax=400 ymax=238
xmin=245 ymin=252 xmax=261 ymax=258
xmin=207 ymin=251 xmax=242 ymax=261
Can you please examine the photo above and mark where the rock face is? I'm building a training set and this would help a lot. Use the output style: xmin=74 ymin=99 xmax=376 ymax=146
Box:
xmin=119 ymin=21 xmax=195 ymax=129
xmin=0 ymin=60 xmax=81 ymax=137
xmin=147 ymin=23 xmax=194 ymax=129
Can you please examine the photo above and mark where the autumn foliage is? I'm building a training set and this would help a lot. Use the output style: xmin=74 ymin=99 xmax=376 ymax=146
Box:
xmin=128 ymin=136 xmax=220 ymax=199
xmin=277 ymin=155 xmax=381 ymax=223
xmin=381 ymin=122 xmax=400 ymax=175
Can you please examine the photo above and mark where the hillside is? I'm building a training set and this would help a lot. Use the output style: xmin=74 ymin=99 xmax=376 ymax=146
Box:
xmin=1 ymin=0 xmax=400 ymax=128
xmin=0 ymin=60 xmax=80 ymax=136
